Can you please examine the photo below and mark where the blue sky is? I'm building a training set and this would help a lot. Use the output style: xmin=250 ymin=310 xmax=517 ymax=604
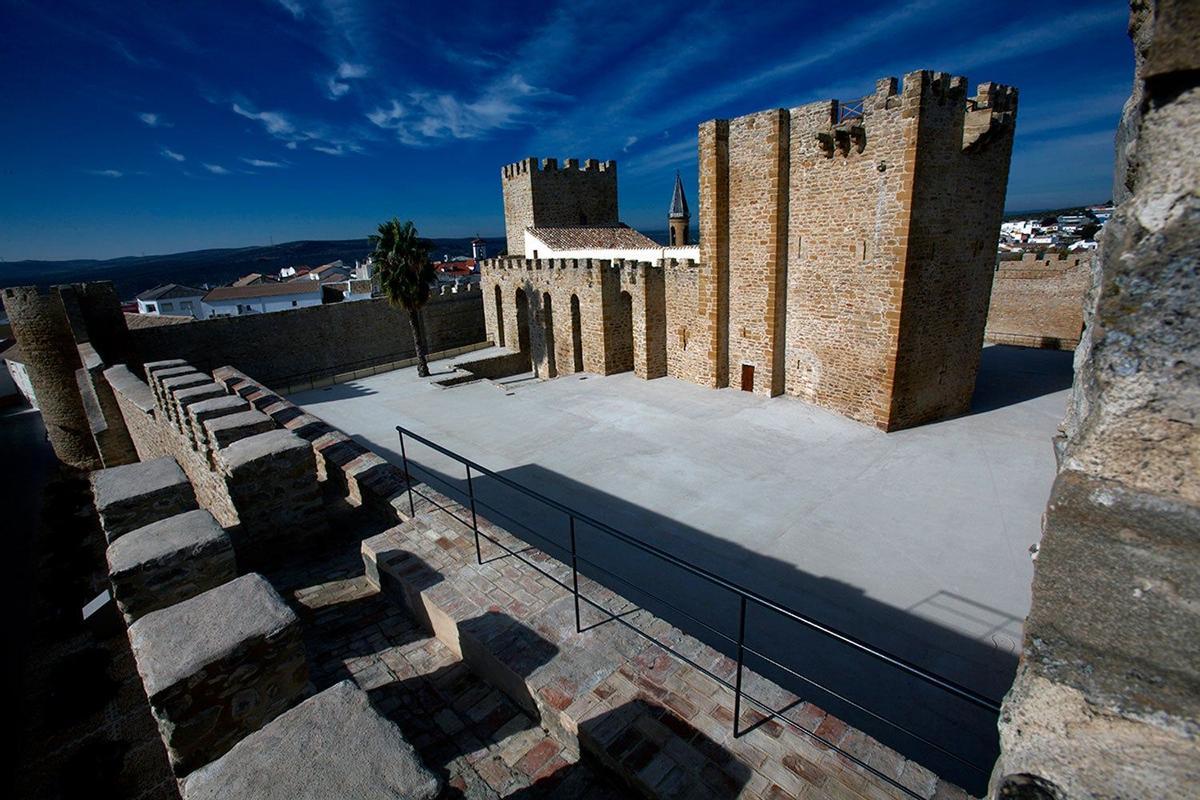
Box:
xmin=0 ymin=0 xmax=1132 ymax=261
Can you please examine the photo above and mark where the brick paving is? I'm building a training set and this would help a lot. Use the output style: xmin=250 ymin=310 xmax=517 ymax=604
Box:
xmin=264 ymin=500 xmax=635 ymax=800
xmin=365 ymin=486 xmax=973 ymax=800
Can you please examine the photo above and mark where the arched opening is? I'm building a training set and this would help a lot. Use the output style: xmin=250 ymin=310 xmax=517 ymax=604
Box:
xmin=570 ymin=295 xmax=584 ymax=373
xmin=493 ymin=285 xmax=505 ymax=347
xmin=514 ymin=288 xmax=531 ymax=358
xmin=542 ymin=292 xmax=557 ymax=378
xmin=614 ymin=290 xmax=634 ymax=373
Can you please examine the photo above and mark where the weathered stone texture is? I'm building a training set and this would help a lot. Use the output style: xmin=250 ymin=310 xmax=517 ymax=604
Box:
xmin=992 ymin=2 xmax=1200 ymax=797
xmin=203 ymin=409 xmax=275 ymax=450
xmin=91 ymin=456 xmax=199 ymax=542
xmin=501 ymin=157 xmax=618 ymax=255
xmin=180 ymin=680 xmax=440 ymax=800
xmin=128 ymin=573 xmax=307 ymax=775
xmin=106 ymin=508 xmax=236 ymax=622
xmin=218 ymin=429 xmax=327 ymax=557
xmin=984 ymin=254 xmax=1091 ymax=350
xmin=187 ymin=394 xmax=250 ymax=450
xmin=3 ymin=286 xmax=101 ymax=468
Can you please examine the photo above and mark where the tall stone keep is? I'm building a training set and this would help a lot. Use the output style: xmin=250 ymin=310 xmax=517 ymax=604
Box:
xmin=500 ymin=157 xmax=618 ymax=255
xmin=697 ymin=70 xmax=1017 ymax=429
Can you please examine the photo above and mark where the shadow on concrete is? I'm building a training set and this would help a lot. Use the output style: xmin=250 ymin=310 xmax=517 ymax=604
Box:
xmin=369 ymin=444 xmax=1014 ymax=795
xmin=969 ymin=344 xmax=1074 ymax=414
xmin=294 ymin=381 xmax=379 ymax=405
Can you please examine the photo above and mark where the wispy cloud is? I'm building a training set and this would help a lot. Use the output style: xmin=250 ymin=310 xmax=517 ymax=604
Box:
xmin=232 ymin=102 xmax=295 ymax=135
xmin=229 ymin=97 xmax=367 ymax=154
xmin=274 ymin=0 xmax=304 ymax=18
xmin=241 ymin=157 xmax=286 ymax=168
xmin=326 ymin=61 xmax=368 ymax=99
xmin=370 ymin=75 xmax=564 ymax=145
xmin=138 ymin=112 xmax=172 ymax=128
xmin=88 ymin=169 xmax=124 ymax=178
xmin=203 ymin=163 xmax=230 ymax=175
xmin=161 ymin=148 xmax=186 ymax=162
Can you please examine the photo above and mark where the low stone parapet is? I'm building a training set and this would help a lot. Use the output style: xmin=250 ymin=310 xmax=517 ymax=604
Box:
xmin=218 ymin=429 xmax=327 ymax=558
xmin=149 ymin=365 xmax=199 ymax=409
xmin=91 ymin=456 xmax=199 ymax=543
xmin=179 ymin=680 xmax=440 ymax=800
xmin=106 ymin=508 xmax=236 ymax=623
xmin=187 ymin=395 xmax=251 ymax=451
xmin=128 ymin=573 xmax=308 ymax=775
xmin=160 ymin=373 xmax=214 ymax=424
xmin=172 ymin=382 xmax=227 ymax=434
xmin=203 ymin=409 xmax=275 ymax=450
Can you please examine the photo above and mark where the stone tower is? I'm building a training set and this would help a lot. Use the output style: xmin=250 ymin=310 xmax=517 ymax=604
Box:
xmin=4 ymin=282 xmax=134 ymax=468
xmin=500 ymin=157 xmax=618 ymax=255
xmin=697 ymin=70 xmax=1017 ymax=429
xmin=668 ymin=172 xmax=690 ymax=246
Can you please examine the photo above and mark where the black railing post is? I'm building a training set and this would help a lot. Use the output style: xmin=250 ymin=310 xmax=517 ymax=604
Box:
xmin=733 ymin=594 xmax=747 ymax=738
xmin=570 ymin=515 xmax=581 ymax=633
xmin=466 ymin=464 xmax=482 ymax=564
xmin=398 ymin=428 xmax=416 ymax=517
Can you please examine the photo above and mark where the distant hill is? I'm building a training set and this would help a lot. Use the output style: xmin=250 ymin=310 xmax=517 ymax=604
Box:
xmin=0 ymin=236 xmax=506 ymax=300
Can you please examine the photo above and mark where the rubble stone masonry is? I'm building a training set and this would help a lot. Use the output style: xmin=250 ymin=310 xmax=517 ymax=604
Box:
xmin=984 ymin=253 xmax=1091 ymax=350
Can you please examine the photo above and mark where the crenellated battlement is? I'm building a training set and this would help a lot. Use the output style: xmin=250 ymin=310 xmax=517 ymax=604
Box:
xmin=480 ymin=256 xmax=696 ymax=275
xmin=501 ymin=156 xmax=617 ymax=180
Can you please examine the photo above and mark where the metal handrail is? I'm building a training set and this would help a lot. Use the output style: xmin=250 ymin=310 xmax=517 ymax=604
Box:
xmin=394 ymin=424 xmax=1003 ymax=797
xmin=397 ymin=425 xmax=999 ymax=710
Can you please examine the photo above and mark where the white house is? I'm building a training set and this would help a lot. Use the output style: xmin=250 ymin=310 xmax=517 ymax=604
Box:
xmin=136 ymin=283 xmax=205 ymax=319
xmin=200 ymin=281 xmax=324 ymax=319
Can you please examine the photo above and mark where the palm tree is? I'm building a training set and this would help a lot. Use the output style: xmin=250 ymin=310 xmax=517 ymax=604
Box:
xmin=371 ymin=218 xmax=435 ymax=377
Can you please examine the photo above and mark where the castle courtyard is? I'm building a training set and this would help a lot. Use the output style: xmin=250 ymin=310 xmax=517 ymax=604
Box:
xmin=289 ymin=342 xmax=1071 ymax=708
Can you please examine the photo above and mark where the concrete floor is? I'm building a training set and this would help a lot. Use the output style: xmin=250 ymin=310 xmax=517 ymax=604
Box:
xmin=290 ymin=343 xmax=1072 ymax=777
xmin=291 ymin=344 xmax=1068 ymax=679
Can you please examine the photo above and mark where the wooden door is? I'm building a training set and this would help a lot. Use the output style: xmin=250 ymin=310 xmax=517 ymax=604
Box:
xmin=741 ymin=364 xmax=754 ymax=392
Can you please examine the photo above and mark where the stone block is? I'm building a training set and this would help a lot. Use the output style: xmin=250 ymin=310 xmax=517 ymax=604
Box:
xmin=91 ymin=457 xmax=199 ymax=542
xmin=173 ymin=382 xmax=227 ymax=418
xmin=160 ymin=373 xmax=214 ymax=423
xmin=128 ymin=573 xmax=307 ymax=775
xmin=188 ymin=395 xmax=251 ymax=446
xmin=106 ymin=509 xmax=236 ymax=623
xmin=150 ymin=365 xmax=198 ymax=405
xmin=219 ymin=430 xmax=327 ymax=557
xmin=180 ymin=680 xmax=440 ymax=800
xmin=203 ymin=409 xmax=274 ymax=450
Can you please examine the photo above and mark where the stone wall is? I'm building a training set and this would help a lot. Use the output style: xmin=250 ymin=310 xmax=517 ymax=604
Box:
xmin=129 ymin=289 xmax=485 ymax=389
xmin=991 ymin=2 xmax=1200 ymax=797
xmin=698 ymin=71 xmax=1016 ymax=429
xmin=480 ymin=257 xmax=694 ymax=381
xmin=984 ymin=253 xmax=1090 ymax=350
xmin=890 ymin=75 xmax=1017 ymax=429
xmin=500 ymin=157 xmax=618 ymax=255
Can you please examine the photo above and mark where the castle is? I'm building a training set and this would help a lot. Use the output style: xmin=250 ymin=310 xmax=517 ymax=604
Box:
xmin=481 ymin=70 xmax=1018 ymax=430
